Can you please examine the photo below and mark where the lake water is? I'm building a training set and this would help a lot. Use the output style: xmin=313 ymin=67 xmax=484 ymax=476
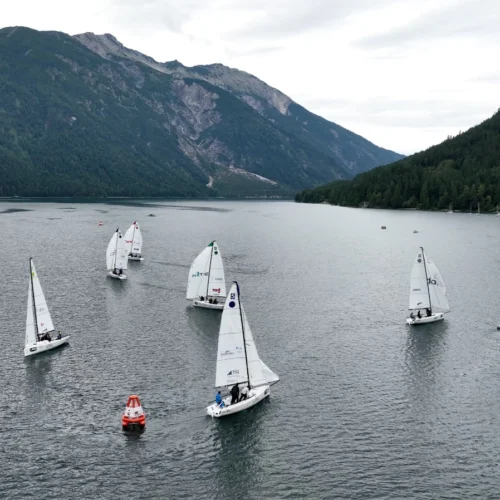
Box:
xmin=2 ymin=200 xmax=500 ymax=499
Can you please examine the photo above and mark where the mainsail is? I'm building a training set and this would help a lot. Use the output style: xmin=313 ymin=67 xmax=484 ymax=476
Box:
xmin=215 ymin=283 xmax=248 ymax=388
xmin=26 ymin=259 xmax=55 ymax=345
xmin=214 ymin=282 xmax=277 ymax=389
xmin=124 ymin=221 xmax=143 ymax=255
xmin=408 ymin=249 xmax=430 ymax=310
xmin=186 ymin=241 xmax=226 ymax=300
xmin=107 ymin=229 xmax=128 ymax=270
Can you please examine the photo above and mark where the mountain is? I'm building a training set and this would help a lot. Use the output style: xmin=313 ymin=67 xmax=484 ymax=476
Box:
xmin=0 ymin=26 xmax=403 ymax=198
xmin=296 ymin=110 xmax=500 ymax=211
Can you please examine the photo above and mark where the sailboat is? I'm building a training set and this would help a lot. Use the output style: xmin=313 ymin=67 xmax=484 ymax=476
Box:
xmin=407 ymin=247 xmax=450 ymax=325
xmin=206 ymin=282 xmax=279 ymax=417
xmin=186 ymin=241 xmax=226 ymax=310
xmin=106 ymin=228 xmax=128 ymax=280
xmin=124 ymin=221 xmax=144 ymax=261
xmin=469 ymin=203 xmax=472 ymax=215
xmin=496 ymin=204 xmax=499 ymax=216
xmin=477 ymin=202 xmax=481 ymax=216
xmin=24 ymin=258 xmax=69 ymax=357
xmin=447 ymin=203 xmax=453 ymax=213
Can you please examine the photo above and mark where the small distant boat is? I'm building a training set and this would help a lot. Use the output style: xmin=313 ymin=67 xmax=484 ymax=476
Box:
xmin=122 ymin=395 xmax=146 ymax=431
xmin=447 ymin=203 xmax=453 ymax=213
xmin=24 ymin=258 xmax=69 ymax=357
xmin=381 ymin=226 xmax=387 ymax=230
xmin=477 ymin=202 xmax=480 ymax=216
xmin=496 ymin=204 xmax=499 ymax=216
xmin=124 ymin=221 xmax=144 ymax=261
xmin=98 ymin=221 xmax=103 ymax=226
xmin=407 ymin=247 xmax=450 ymax=325
xmin=206 ymin=282 xmax=279 ymax=418
xmin=147 ymin=214 xmax=156 ymax=217
xmin=187 ymin=241 xmax=226 ymax=310
xmin=413 ymin=230 xmax=419 ymax=234
xmin=469 ymin=203 xmax=472 ymax=215
xmin=106 ymin=228 xmax=128 ymax=280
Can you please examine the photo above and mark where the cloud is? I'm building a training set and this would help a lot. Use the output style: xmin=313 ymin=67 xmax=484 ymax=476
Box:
xmin=353 ymin=0 xmax=500 ymax=49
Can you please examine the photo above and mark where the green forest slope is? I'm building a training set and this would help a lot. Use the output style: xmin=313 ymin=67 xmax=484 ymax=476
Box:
xmin=296 ymin=110 xmax=500 ymax=211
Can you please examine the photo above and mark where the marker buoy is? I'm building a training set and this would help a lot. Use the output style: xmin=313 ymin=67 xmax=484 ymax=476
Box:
xmin=98 ymin=221 xmax=103 ymax=226
xmin=122 ymin=394 xmax=146 ymax=431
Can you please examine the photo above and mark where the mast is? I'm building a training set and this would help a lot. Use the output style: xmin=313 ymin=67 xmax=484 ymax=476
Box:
xmin=206 ymin=242 xmax=214 ymax=298
xmin=30 ymin=258 xmax=39 ymax=341
xmin=421 ymin=247 xmax=432 ymax=313
xmin=236 ymin=282 xmax=251 ymax=388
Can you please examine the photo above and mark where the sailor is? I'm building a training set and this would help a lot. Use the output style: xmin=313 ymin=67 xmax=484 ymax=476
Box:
xmin=57 ymin=331 xmax=62 ymax=340
xmin=209 ymin=298 xmax=213 ymax=304
xmin=230 ymin=384 xmax=239 ymax=405
xmin=239 ymin=385 xmax=249 ymax=402
xmin=215 ymin=391 xmax=224 ymax=408
xmin=213 ymin=298 xmax=218 ymax=304
xmin=200 ymin=296 xmax=205 ymax=301
xmin=426 ymin=308 xmax=432 ymax=317
xmin=410 ymin=312 xmax=415 ymax=319
xmin=118 ymin=268 xmax=123 ymax=276
xmin=113 ymin=268 xmax=117 ymax=275
xmin=417 ymin=310 xmax=422 ymax=319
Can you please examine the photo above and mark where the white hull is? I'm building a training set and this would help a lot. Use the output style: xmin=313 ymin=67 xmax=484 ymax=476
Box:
xmin=206 ymin=385 xmax=270 ymax=418
xmin=128 ymin=256 xmax=144 ymax=261
xmin=406 ymin=313 xmax=445 ymax=325
xmin=193 ymin=299 xmax=224 ymax=310
xmin=24 ymin=336 xmax=70 ymax=357
xmin=109 ymin=271 xmax=127 ymax=280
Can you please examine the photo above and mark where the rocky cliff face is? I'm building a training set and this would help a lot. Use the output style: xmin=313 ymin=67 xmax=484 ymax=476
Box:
xmin=0 ymin=27 xmax=403 ymax=198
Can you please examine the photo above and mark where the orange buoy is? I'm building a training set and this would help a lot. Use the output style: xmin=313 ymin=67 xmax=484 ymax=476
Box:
xmin=122 ymin=394 xmax=146 ymax=431
xmin=98 ymin=221 xmax=103 ymax=226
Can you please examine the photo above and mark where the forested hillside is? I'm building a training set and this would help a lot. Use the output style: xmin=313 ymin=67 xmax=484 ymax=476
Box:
xmin=296 ymin=110 xmax=500 ymax=211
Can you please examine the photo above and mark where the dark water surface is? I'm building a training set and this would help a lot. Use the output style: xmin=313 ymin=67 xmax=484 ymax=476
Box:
xmin=2 ymin=201 xmax=500 ymax=499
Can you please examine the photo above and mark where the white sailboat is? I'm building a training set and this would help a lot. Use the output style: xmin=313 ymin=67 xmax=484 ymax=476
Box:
xmin=106 ymin=228 xmax=128 ymax=280
xmin=124 ymin=221 xmax=144 ymax=261
xmin=187 ymin=241 xmax=226 ymax=310
xmin=477 ymin=202 xmax=481 ymax=216
xmin=447 ymin=203 xmax=453 ymax=213
xmin=206 ymin=282 xmax=279 ymax=417
xmin=24 ymin=258 xmax=69 ymax=357
xmin=407 ymin=247 xmax=450 ymax=325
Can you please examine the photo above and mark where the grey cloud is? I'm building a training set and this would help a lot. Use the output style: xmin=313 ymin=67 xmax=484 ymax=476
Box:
xmin=108 ymin=0 xmax=391 ymax=39
xmin=300 ymin=96 xmax=496 ymax=129
xmin=353 ymin=0 xmax=500 ymax=49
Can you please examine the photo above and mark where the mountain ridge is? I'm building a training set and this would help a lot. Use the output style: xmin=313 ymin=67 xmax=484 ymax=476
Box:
xmin=0 ymin=26 xmax=403 ymax=197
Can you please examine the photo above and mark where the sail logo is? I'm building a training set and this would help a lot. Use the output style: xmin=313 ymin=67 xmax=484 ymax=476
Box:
xmin=227 ymin=370 xmax=239 ymax=376
xmin=192 ymin=271 xmax=209 ymax=277
xmin=221 ymin=350 xmax=234 ymax=356
xmin=427 ymin=278 xmax=437 ymax=285
xmin=212 ymin=288 xmax=221 ymax=293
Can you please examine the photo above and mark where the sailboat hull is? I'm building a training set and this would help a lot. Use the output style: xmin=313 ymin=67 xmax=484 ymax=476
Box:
xmin=24 ymin=336 xmax=70 ymax=357
xmin=193 ymin=299 xmax=224 ymax=310
xmin=206 ymin=385 xmax=270 ymax=418
xmin=108 ymin=272 xmax=127 ymax=280
xmin=406 ymin=313 xmax=445 ymax=325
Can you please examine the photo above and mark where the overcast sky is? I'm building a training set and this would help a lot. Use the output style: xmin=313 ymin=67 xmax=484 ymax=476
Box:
xmin=4 ymin=0 xmax=499 ymax=155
